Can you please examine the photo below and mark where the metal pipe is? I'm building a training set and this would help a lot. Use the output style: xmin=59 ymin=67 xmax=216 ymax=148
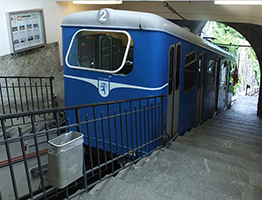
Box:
xmin=18 ymin=127 xmax=33 ymax=199
xmin=163 ymin=1 xmax=186 ymax=20
xmin=125 ymin=108 xmax=129 ymax=156
xmin=129 ymin=102 xmax=134 ymax=160
xmin=119 ymin=103 xmax=125 ymax=164
xmin=1 ymin=119 xmax=19 ymax=199
xmin=139 ymin=100 xmax=143 ymax=155
xmin=86 ymin=114 xmax=95 ymax=177
xmin=101 ymin=112 xmax=108 ymax=170
xmin=107 ymin=104 xmax=114 ymax=173
xmin=93 ymin=106 xmax=101 ymax=180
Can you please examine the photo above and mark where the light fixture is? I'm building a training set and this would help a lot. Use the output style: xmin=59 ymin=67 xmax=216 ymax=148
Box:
xmin=214 ymin=1 xmax=262 ymax=5
xmin=73 ymin=0 xmax=122 ymax=4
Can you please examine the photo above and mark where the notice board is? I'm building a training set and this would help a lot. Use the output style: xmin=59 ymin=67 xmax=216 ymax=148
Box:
xmin=6 ymin=9 xmax=46 ymax=53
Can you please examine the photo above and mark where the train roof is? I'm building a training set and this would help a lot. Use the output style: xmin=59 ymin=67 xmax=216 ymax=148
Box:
xmin=61 ymin=8 xmax=234 ymax=59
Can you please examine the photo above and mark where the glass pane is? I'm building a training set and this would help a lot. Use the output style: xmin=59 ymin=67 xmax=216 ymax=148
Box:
xmin=66 ymin=30 xmax=133 ymax=75
xmin=101 ymin=38 xmax=111 ymax=70
xmin=220 ymin=62 xmax=227 ymax=87
xmin=112 ymin=38 xmax=122 ymax=70
xmin=175 ymin=45 xmax=181 ymax=90
xmin=207 ymin=58 xmax=216 ymax=89
xmin=184 ymin=51 xmax=197 ymax=94
xmin=78 ymin=36 xmax=94 ymax=68
xmin=168 ymin=47 xmax=175 ymax=95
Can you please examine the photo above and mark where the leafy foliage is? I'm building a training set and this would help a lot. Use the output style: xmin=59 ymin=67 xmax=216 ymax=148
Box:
xmin=212 ymin=22 xmax=244 ymax=57
xmin=211 ymin=21 xmax=260 ymax=87
xmin=249 ymin=48 xmax=260 ymax=85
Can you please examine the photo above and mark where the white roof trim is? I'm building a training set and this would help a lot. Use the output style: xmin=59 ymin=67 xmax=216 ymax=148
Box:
xmin=61 ymin=8 xmax=234 ymax=58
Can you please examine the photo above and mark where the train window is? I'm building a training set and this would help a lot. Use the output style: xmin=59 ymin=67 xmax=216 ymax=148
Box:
xmin=220 ymin=61 xmax=228 ymax=87
xmin=175 ymin=44 xmax=181 ymax=90
xmin=168 ymin=44 xmax=181 ymax=95
xmin=198 ymin=53 xmax=205 ymax=90
xmin=66 ymin=29 xmax=133 ymax=75
xmin=184 ymin=51 xmax=197 ymax=94
xmin=101 ymin=38 xmax=111 ymax=70
xmin=207 ymin=58 xmax=216 ymax=89
xmin=168 ymin=46 xmax=175 ymax=95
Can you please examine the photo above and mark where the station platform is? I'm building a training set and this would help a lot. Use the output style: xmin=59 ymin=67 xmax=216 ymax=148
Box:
xmin=72 ymin=94 xmax=262 ymax=200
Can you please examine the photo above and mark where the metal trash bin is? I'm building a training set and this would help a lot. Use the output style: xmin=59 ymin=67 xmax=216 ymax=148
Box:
xmin=47 ymin=131 xmax=83 ymax=188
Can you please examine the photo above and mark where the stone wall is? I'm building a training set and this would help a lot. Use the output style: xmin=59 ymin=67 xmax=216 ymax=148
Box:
xmin=0 ymin=42 xmax=64 ymax=106
xmin=223 ymin=22 xmax=262 ymax=117
xmin=238 ymin=46 xmax=258 ymax=93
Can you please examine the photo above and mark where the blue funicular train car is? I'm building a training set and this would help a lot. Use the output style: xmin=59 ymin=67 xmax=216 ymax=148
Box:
xmin=61 ymin=8 xmax=234 ymax=155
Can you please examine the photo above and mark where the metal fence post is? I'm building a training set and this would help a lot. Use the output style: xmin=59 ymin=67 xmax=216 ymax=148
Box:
xmin=75 ymin=108 xmax=82 ymax=133
xmin=48 ymin=76 xmax=57 ymax=126
xmin=0 ymin=186 xmax=2 ymax=200
xmin=49 ymin=76 xmax=55 ymax=108
xmin=1 ymin=119 xmax=19 ymax=199
xmin=161 ymin=94 xmax=166 ymax=145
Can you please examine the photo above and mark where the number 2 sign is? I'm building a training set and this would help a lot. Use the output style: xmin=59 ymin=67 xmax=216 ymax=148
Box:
xmin=97 ymin=9 xmax=109 ymax=24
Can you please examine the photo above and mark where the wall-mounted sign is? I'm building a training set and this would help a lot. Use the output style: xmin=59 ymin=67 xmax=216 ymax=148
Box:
xmin=6 ymin=9 xmax=46 ymax=53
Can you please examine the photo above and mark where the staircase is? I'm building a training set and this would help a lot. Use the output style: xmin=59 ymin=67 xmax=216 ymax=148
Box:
xmin=73 ymin=95 xmax=262 ymax=200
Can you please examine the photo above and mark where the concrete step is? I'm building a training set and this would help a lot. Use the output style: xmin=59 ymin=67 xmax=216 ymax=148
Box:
xmin=191 ymin=127 xmax=262 ymax=149
xmin=184 ymin=131 xmax=262 ymax=155
xmin=138 ymin=148 xmax=262 ymax=187
xmin=211 ymin=115 xmax=262 ymax=126
xmin=204 ymin=120 xmax=262 ymax=136
xmin=215 ymin=114 xmax=261 ymax=126
xmin=175 ymin=135 xmax=262 ymax=162
xmin=131 ymin=149 xmax=262 ymax=199
xmin=74 ymin=177 xmax=173 ymax=200
xmin=168 ymin=141 xmax=262 ymax=173
xmin=213 ymin=117 xmax=260 ymax=125
xmin=194 ymin=124 xmax=262 ymax=144
xmin=117 ymin=164 xmax=238 ymax=200
xmin=71 ymin=191 xmax=96 ymax=200
xmin=215 ymin=111 xmax=261 ymax=122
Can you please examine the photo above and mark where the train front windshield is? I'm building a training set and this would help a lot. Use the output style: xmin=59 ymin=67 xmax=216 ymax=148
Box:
xmin=66 ymin=30 xmax=133 ymax=75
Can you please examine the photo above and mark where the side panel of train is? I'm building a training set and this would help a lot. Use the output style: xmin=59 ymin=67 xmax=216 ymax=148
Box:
xmin=168 ymin=41 xmax=233 ymax=136
xmin=63 ymin=28 xmax=168 ymax=103
xmin=63 ymin=28 xmax=170 ymax=155
xmin=62 ymin=25 xmax=233 ymax=154
xmin=202 ymin=56 xmax=233 ymax=119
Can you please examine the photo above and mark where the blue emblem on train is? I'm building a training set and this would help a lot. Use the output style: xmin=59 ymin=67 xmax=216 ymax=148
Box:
xmin=99 ymin=80 xmax=109 ymax=97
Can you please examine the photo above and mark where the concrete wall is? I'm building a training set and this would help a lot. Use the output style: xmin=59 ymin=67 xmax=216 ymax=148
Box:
xmin=0 ymin=42 xmax=64 ymax=101
xmin=0 ymin=1 xmax=110 ymax=103
xmin=0 ymin=1 xmax=108 ymax=57
xmin=238 ymin=46 xmax=258 ymax=93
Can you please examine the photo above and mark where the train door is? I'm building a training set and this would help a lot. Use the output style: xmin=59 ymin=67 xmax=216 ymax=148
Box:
xmin=225 ymin=61 xmax=230 ymax=107
xmin=222 ymin=61 xmax=229 ymax=109
xmin=196 ymin=53 xmax=205 ymax=125
xmin=227 ymin=61 xmax=233 ymax=108
xmin=167 ymin=43 xmax=181 ymax=139
xmin=217 ymin=60 xmax=228 ymax=112
xmin=214 ymin=58 xmax=221 ymax=113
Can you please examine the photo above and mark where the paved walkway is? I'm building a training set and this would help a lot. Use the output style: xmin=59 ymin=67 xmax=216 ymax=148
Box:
xmin=230 ymin=94 xmax=259 ymax=118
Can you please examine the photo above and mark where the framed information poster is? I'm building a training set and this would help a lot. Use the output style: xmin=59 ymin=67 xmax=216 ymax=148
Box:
xmin=6 ymin=9 xmax=46 ymax=53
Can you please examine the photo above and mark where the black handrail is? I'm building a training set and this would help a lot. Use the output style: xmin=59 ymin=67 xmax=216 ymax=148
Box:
xmin=0 ymin=76 xmax=55 ymax=127
xmin=0 ymin=94 xmax=165 ymax=200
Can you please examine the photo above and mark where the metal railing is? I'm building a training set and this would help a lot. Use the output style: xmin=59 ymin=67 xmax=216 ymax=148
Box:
xmin=0 ymin=94 xmax=165 ymax=200
xmin=0 ymin=76 xmax=55 ymax=128
xmin=246 ymin=85 xmax=260 ymax=97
